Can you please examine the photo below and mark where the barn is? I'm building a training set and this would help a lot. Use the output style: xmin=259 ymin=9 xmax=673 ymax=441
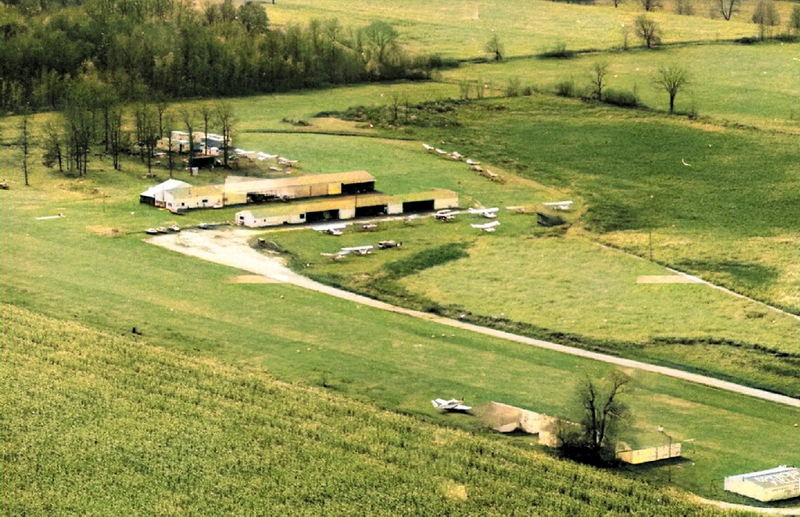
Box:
xmin=724 ymin=466 xmax=800 ymax=502
xmin=224 ymin=171 xmax=376 ymax=205
xmin=139 ymin=179 xmax=192 ymax=207
xmin=236 ymin=189 xmax=458 ymax=228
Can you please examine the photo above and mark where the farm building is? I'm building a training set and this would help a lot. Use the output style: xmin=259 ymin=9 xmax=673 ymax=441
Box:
xmin=724 ymin=466 xmax=800 ymax=502
xmin=139 ymin=179 xmax=192 ymax=207
xmin=223 ymin=171 xmax=376 ymax=205
xmin=163 ymin=184 xmax=225 ymax=211
xmin=236 ymin=189 xmax=458 ymax=227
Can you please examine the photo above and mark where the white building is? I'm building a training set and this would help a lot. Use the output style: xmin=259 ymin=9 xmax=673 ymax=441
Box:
xmin=724 ymin=466 xmax=800 ymax=502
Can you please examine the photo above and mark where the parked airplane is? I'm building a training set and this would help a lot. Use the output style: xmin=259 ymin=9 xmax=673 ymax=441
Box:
xmin=434 ymin=210 xmax=460 ymax=221
xmin=542 ymin=201 xmax=574 ymax=211
xmin=312 ymin=223 xmax=347 ymax=236
xmin=431 ymin=399 xmax=472 ymax=412
xmin=471 ymin=221 xmax=501 ymax=232
xmin=468 ymin=207 xmax=499 ymax=219
xmin=340 ymin=245 xmax=374 ymax=256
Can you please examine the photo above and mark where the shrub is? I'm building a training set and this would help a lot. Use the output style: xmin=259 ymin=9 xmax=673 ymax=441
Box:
xmin=555 ymin=78 xmax=578 ymax=97
xmin=541 ymin=42 xmax=576 ymax=59
xmin=603 ymin=88 xmax=639 ymax=107
xmin=506 ymin=77 xmax=522 ymax=97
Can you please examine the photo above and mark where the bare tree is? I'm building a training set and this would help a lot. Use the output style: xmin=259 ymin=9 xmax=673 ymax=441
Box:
xmin=108 ymin=106 xmax=124 ymax=171
xmin=635 ymin=15 xmax=662 ymax=48
xmin=718 ymin=0 xmax=739 ymax=20
xmin=752 ymin=0 xmax=781 ymax=40
xmin=215 ymin=101 xmax=235 ymax=169
xmin=198 ymin=103 xmax=213 ymax=155
xmin=590 ymin=61 xmax=610 ymax=100
xmin=484 ymin=33 xmax=504 ymax=61
xmin=164 ymin=109 xmax=176 ymax=178
xmin=179 ymin=107 xmax=195 ymax=160
xmin=558 ymin=371 xmax=631 ymax=463
xmin=654 ymin=64 xmax=690 ymax=113
xmin=640 ymin=0 xmax=662 ymax=11
xmin=19 ymin=111 xmax=31 ymax=186
xmin=141 ymin=105 xmax=159 ymax=177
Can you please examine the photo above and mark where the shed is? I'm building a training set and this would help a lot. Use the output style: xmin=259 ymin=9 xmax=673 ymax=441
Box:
xmin=724 ymin=466 xmax=800 ymax=502
xmin=140 ymin=179 xmax=192 ymax=207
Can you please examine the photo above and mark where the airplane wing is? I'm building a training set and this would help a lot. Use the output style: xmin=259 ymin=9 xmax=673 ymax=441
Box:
xmin=341 ymin=245 xmax=374 ymax=252
xmin=313 ymin=223 xmax=347 ymax=232
xmin=471 ymin=221 xmax=501 ymax=229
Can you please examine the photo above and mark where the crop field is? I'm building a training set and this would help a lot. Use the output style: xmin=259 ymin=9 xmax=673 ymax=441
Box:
xmin=266 ymin=0 xmax=760 ymax=59
xmin=3 ymin=303 xmax=758 ymax=516
xmin=441 ymin=42 xmax=800 ymax=131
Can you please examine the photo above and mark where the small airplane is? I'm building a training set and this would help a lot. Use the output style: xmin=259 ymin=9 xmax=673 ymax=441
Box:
xmin=465 ymin=159 xmax=480 ymax=166
xmin=340 ymin=245 xmax=374 ymax=256
xmin=321 ymin=251 xmax=349 ymax=261
xmin=471 ymin=221 xmax=501 ymax=232
xmin=543 ymin=201 xmax=574 ymax=211
xmin=434 ymin=210 xmax=460 ymax=221
xmin=468 ymin=207 xmax=499 ymax=219
xmin=312 ymin=223 xmax=347 ymax=236
xmin=422 ymin=143 xmax=434 ymax=151
xmin=431 ymin=399 xmax=472 ymax=412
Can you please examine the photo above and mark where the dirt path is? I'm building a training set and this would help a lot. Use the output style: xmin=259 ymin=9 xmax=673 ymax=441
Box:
xmin=148 ymin=229 xmax=800 ymax=410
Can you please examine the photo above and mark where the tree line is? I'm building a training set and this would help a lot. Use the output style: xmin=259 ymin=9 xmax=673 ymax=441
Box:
xmin=0 ymin=0 xmax=444 ymax=113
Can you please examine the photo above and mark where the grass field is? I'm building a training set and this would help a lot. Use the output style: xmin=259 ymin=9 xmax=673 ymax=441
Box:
xmin=387 ymin=95 xmax=800 ymax=314
xmin=4 ymin=303 xmax=758 ymax=516
xmin=266 ymin=0 xmax=761 ymax=59
xmin=440 ymin=42 xmax=800 ymax=131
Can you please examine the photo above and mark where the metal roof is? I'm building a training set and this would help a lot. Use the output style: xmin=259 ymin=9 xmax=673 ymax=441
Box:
xmin=239 ymin=189 xmax=457 ymax=218
xmin=732 ymin=466 xmax=800 ymax=488
xmin=224 ymin=171 xmax=375 ymax=193
xmin=164 ymin=184 xmax=224 ymax=199
xmin=140 ymin=179 xmax=191 ymax=197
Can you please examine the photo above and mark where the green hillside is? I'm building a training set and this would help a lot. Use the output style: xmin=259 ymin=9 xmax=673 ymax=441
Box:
xmin=1 ymin=303 xmax=748 ymax=517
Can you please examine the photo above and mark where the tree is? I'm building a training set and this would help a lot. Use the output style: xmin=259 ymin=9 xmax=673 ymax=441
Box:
xmin=42 ymin=121 xmax=64 ymax=174
xmin=198 ymin=104 xmax=213 ymax=155
xmin=634 ymin=15 xmax=662 ymax=48
xmin=752 ymin=0 xmax=780 ymax=40
xmin=790 ymin=5 xmax=800 ymax=34
xmin=590 ymin=61 xmax=610 ymax=100
xmin=164 ymin=110 xmax=176 ymax=177
xmin=654 ymin=64 xmax=690 ymax=113
xmin=180 ymin=107 xmax=195 ymax=160
xmin=358 ymin=21 xmax=400 ymax=75
xmin=19 ymin=111 xmax=31 ymax=186
xmin=238 ymin=1 xmax=268 ymax=33
xmin=640 ymin=0 xmax=662 ymax=11
xmin=613 ymin=0 xmax=624 ymax=8
xmin=215 ymin=101 xmax=235 ymax=168
xmin=484 ymin=33 xmax=504 ymax=61
xmin=559 ymin=371 xmax=631 ymax=463
xmin=718 ymin=0 xmax=740 ymax=20
xmin=108 ymin=106 xmax=125 ymax=171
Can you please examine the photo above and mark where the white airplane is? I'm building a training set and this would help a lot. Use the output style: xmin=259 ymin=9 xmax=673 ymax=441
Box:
xmin=471 ymin=221 xmax=501 ymax=232
xmin=465 ymin=159 xmax=480 ymax=166
xmin=422 ymin=143 xmax=434 ymax=151
xmin=431 ymin=399 xmax=472 ymax=412
xmin=312 ymin=223 xmax=347 ymax=236
xmin=434 ymin=210 xmax=460 ymax=221
xmin=468 ymin=207 xmax=499 ymax=219
xmin=543 ymin=201 xmax=574 ymax=211
xmin=340 ymin=245 xmax=374 ymax=256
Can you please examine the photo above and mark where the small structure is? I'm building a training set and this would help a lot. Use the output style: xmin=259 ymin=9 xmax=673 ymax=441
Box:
xmin=617 ymin=443 xmax=682 ymax=464
xmin=724 ymin=466 xmax=800 ymax=502
xmin=139 ymin=179 xmax=192 ymax=207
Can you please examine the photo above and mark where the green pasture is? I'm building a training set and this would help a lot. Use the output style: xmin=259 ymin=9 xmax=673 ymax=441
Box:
xmin=266 ymin=215 xmax=800 ymax=398
xmin=393 ymin=95 xmax=800 ymax=314
xmin=267 ymin=0 xmax=759 ymax=59
xmin=4 ymin=304 xmax=759 ymax=516
xmin=440 ymin=42 xmax=800 ymax=131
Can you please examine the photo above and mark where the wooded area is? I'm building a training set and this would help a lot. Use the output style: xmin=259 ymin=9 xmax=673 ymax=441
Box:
xmin=0 ymin=0 xmax=443 ymax=113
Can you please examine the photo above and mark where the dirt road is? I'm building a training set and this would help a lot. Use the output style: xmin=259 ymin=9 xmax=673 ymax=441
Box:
xmin=148 ymin=229 xmax=800 ymax=410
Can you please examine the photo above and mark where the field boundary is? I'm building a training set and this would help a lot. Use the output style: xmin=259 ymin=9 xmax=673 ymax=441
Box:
xmin=147 ymin=229 xmax=800 ymax=409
